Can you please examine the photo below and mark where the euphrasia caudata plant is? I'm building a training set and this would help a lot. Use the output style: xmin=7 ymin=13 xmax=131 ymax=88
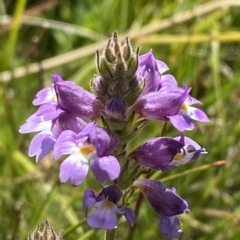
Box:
xmin=20 ymin=32 xmax=209 ymax=239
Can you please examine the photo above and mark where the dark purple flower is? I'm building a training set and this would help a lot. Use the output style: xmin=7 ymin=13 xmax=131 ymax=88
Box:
xmin=133 ymin=86 xmax=191 ymax=120
xmin=83 ymin=185 xmax=135 ymax=230
xmin=129 ymin=137 xmax=184 ymax=170
xmin=133 ymin=179 xmax=189 ymax=216
xmin=161 ymin=136 xmax=207 ymax=171
xmin=53 ymin=74 xmax=103 ymax=120
xmin=53 ymin=123 xmax=120 ymax=186
xmin=160 ymin=215 xmax=182 ymax=239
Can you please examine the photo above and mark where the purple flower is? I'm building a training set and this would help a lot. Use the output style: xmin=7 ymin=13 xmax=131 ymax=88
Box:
xmin=53 ymin=74 xmax=103 ymax=120
xmin=168 ymin=94 xmax=209 ymax=132
xmin=83 ymin=185 xmax=135 ymax=229
xmin=129 ymin=137 xmax=184 ymax=170
xmin=33 ymin=75 xmax=65 ymax=121
xmin=133 ymin=179 xmax=189 ymax=239
xmin=133 ymin=86 xmax=191 ymax=120
xmin=53 ymin=123 xmax=120 ymax=186
xmin=133 ymin=179 xmax=189 ymax=216
xmin=162 ymin=136 xmax=207 ymax=171
xmin=19 ymin=112 xmax=87 ymax=162
xmin=138 ymin=50 xmax=169 ymax=95
xmin=160 ymin=215 xmax=183 ymax=239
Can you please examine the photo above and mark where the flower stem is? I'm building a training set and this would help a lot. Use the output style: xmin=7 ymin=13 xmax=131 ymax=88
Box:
xmin=104 ymin=229 xmax=117 ymax=240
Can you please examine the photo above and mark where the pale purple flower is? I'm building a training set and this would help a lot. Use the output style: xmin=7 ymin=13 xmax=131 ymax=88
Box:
xmin=83 ymin=185 xmax=135 ymax=229
xmin=129 ymin=137 xmax=184 ymax=170
xmin=162 ymin=136 xmax=207 ymax=171
xmin=33 ymin=74 xmax=65 ymax=121
xmin=168 ymin=94 xmax=209 ymax=131
xmin=53 ymin=123 xmax=120 ymax=186
xmin=19 ymin=112 xmax=87 ymax=162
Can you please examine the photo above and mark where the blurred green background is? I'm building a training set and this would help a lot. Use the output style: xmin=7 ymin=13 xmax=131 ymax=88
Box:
xmin=1 ymin=0 xmax=240 ymax=239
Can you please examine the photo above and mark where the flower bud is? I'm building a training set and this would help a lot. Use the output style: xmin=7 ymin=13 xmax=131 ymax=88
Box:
xmin=28 ymin=221 xmax=63 ymax=240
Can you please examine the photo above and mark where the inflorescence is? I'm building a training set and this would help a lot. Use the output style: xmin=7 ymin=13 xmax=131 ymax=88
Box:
xmin=20 ymin=32 xmax=209 ymax=239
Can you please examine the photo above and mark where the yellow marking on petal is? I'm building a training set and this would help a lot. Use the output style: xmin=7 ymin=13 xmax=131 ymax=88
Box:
xmin=173 ymin=152 xmax=184 ymax=161
xmin=80 ymin=145 xmax=96 ymax=156
xmin=103 ymin=200 xmax=114 ymax=209
xmin=180 ymin=103 xmax=189 ymax=111
xmin=53 ymin=93 xmax=57 ymax=102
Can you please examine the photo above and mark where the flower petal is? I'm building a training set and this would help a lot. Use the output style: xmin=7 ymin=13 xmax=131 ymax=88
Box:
xmin=54 ymin=77 xmax=103 ymax=120
xmin=134 ymin=87 xmax=190 ymax=120
xmin=168 ymin=114 xmax=194 ymax=132
xmin=87 ymin=200 xmax=119 ymax=229
xmin=28 ymin=131 xmax=55 ymax=162
xmin=19 ymin=114 xmax=51 ymax=133
xmin=129 ymin=137 xmax=184 ymax=170
xmin=53 ymin=130 xmax=78 ymax=159
xmin=83 ymin=189 xmax=97 ymax=216
xmin=91 ymin=156 xmax=120 ymax=183
xmin=159 ymin=215 xmax=183 ymax=239
xmin=59 ymin=152 xmax=89 ymax=186
xmin=188 ymin=106 xmax=210 ymax=122
xmin=32 ymin=85 xmax=56 ymax=106
xmin=36 ymin=102 xmax=64 ymax=121
xmin=133 ymin=179 xmax=189 ymax=216
xmin=122 ymin=207 xmax=136 ymax=226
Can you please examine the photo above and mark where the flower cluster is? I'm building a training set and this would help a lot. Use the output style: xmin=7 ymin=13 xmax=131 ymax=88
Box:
xmin=20 ymin=32 xmax=209 ymax=239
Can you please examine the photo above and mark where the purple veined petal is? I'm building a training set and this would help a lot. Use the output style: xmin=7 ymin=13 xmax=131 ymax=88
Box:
xmin=159 ymin=215 xmax=182 ymax=239
xmin=159 ymin=74 xmax=178 ymax=91
xmin=83 ymin=189 xmax=97 ymax=216
xmin=138 ymin=50 xmax=162 ymax=94
xmin=188 ymin=106 xmax=210 ymax=122
xmin=91 ymin=156 xmax=120 ymax=183
xmin=168 ymin=114 xmax=194 ymax=132
xmin=53 ymin=130 xmax=78 ymax=159
xmin=185 ymin=95 xmax=202 ymax=105
xmin=87 ymin=200 xmax=119 ymax=229
xmin=129 ymin=137 xmax=184 ymax=170
xmin=89 ymin=126 xmax=119 ymax=157
xmin=51 ymin=112 xmax=87 ymax=138
xmin=19 ymin=114 xmax=52 ymax=134
xmin=133 ymin=179 xmax=189 ymax=216
xmin=32 ymin=85 xmax=57 ymax=106
xmin=156 ymin=59 xmax=169 ymax=74
xmin=28 ymin=131 xmax=55 ymax=162
xmin=133 ymin=86 xmax=191 ymax=120
xmin=35 ymin=102 xmax=64 ymax=121
xmin=122 ymin=207 xmax=136 ymax=226
xmin=174 ymin=136 xmax=200 ymax=149
xmin=59 ymin=152 xmax=89 ymax=186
